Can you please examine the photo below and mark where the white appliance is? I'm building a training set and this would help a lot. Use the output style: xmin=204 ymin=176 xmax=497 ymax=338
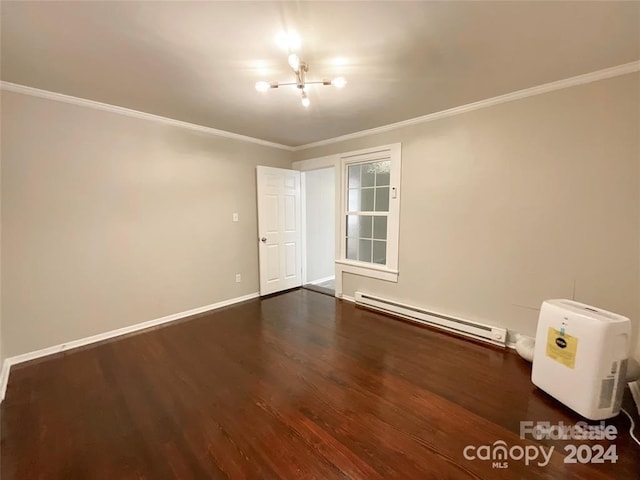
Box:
xmin=531 ymin=299 xmax=630 ymax=420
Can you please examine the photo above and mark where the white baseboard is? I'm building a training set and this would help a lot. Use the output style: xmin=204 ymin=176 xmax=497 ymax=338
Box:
xmin=0 ymin=291 xmax=259 ymax=401
xmin=0 ymin=360 xmax=11 ymax=402
xmin=340 ymin=295 xmax=356 ymax=303
xmin=310 ymin=275 xmax=335 ymax=285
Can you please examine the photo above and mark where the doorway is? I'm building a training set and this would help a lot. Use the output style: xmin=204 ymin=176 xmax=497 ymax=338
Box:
xmin=302 ymin=167 xmax=335 ymax=296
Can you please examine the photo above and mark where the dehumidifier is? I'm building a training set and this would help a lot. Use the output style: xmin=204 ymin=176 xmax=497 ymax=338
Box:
xmin=531 ymin=299 xmax=630 ymax=420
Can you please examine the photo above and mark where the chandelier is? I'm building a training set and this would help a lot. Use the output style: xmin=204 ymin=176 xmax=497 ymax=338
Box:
xmin=255 ymin=32 xmax=346 ymax=108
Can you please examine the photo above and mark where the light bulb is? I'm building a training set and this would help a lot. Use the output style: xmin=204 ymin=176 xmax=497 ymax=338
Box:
xmin=331 ymin=77 xmax=347 ymax=89
xmin=332 ymin=77 xmax=346 ymax=88
xmin=255 ymin=81 xmax=270 ymax=92
xmin=288 ymin=53 xmax=300 ymax=72
xmin=301 ymin=93 xmax=310 ymax=107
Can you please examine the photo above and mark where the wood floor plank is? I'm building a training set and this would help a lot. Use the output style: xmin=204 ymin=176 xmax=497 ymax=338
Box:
xmin=2 ymin=289 xmax=638 ymax=479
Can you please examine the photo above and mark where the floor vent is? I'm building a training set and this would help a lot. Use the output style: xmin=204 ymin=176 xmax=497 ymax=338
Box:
xmin=354 ymin=292 xmax=507 ymax=347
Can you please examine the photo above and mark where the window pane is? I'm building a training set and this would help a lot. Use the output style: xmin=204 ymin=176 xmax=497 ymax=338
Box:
xmin=359 ymin=215 xmax=373 ymax=239
xmin=346 ymin=237 xmax=357 ymax=260
xmin=348 ymin=165 xmax=361 ymax=188
xmin=346 ymin=215 xmax=359 ymax=237
xmin=375 ymin=186 xmax=389 ymax=212
xmin=346 ymin=215 xmax=373 ymax=238
xmin=359 ymin=239 xmax=372 ymax=262
xmin=375 ymin=160 xmax=391 ymax=186
xmin=361 ymin=164 xmax=376 ymax=187
xmin=373 ymin=240 xmax=387 ymax=264
xmin=361 ymin=188 xmax=375 ymax=211
xmin=373 ymin=216 xmax=387 ymax=240
xmin=348 ymin=188 xmax=360 ymax=211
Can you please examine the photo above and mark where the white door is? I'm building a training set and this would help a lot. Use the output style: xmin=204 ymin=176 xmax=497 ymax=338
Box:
xmin=256 ymin=166 xmax=302 ymax=295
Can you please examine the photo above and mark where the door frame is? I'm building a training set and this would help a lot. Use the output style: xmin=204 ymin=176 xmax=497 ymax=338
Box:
xmin=292 ymin=155 xmax=340 ymax=291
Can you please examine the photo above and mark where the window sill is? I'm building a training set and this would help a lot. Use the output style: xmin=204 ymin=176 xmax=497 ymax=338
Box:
xmin=335 ymin=259 xmax=399 ymax=282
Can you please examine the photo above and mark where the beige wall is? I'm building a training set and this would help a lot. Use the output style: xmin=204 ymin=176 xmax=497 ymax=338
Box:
xmin=2 ymin=72 xmax=639 ymax=361
xmin=295 ymin=73 xmax=640 ymax=358
xmin=1 ymin=91 xmax=293 ymax=358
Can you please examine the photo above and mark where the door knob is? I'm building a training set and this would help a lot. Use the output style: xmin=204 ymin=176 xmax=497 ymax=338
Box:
xmin=261 ymin=237 xmax=267 ymax=243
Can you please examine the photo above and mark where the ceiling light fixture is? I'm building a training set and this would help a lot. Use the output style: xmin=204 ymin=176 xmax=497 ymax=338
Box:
xmin=255 ymin=34 xmax=346 ymax=107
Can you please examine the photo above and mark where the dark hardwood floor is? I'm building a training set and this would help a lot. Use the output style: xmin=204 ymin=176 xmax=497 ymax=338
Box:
xmin=2 ymin=289 xmax=639 ymax=479
xmin=302 ymin=283 xmax=335 ymax=297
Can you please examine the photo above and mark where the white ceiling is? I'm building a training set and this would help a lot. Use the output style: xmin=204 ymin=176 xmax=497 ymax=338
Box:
xmin=2 ymin=1 xmax=639 ymax=147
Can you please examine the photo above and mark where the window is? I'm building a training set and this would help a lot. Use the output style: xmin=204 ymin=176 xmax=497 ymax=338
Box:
xmin=338 ymin=144 xmax=401 ymax=282
xmin=346 ymin=160 xmax=390 ymax=264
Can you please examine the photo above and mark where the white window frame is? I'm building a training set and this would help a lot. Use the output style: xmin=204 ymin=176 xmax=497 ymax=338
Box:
xmin=336 ymin=143 xmax=401 ymax=286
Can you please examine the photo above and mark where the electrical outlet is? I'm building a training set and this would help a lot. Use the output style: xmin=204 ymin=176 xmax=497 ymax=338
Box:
xmin=235 ymin=274 xmax=241 ymax=283
xmin=232 ymin=212 xmax=239 ymax=222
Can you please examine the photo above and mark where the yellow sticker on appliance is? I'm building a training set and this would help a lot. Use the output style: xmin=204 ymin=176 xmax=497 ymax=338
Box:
xmin=546 ymin=327 xmax=578 ymax=369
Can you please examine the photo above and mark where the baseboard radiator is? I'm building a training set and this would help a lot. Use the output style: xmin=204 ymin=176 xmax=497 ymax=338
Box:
xmin=354 ymin=292 xmax=507 ymax=347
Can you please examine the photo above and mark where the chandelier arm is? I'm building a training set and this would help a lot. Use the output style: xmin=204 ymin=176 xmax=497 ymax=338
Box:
xmin=269 ymin=80 xmax=332 ymax=87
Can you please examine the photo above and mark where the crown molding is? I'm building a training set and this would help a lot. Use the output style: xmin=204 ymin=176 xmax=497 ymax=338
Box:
xmin=0 ymin=81 xmax=295 ymax=152
xmin=2 ymin=60 xmax=638 ymax=153
xmin=292 ymin=60 xmax=640 ymax=152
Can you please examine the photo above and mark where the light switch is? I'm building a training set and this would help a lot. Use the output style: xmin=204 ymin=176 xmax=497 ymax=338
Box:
xmin=232 ymin=213 xmax=239 ymax=222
